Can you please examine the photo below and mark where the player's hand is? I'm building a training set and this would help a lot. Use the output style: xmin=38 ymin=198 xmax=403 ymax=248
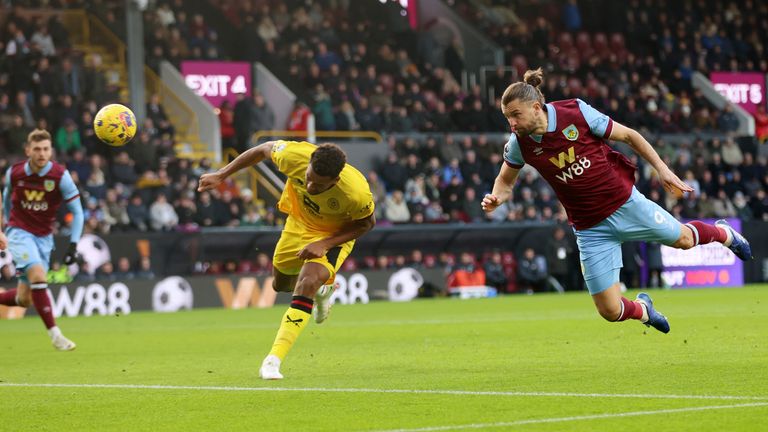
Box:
xmin=63 ymin=242 xmax=81 ymax=266
xmin=481 ymin=194 xmax=501 ymax=213
xmin=297 ymin=241 xmax=329 ymax=261
xmin=0 ymin=232 xmax=7 ymax=250
xmin=197 ymin=172 xmax=223 ymax=192
xmin=659 ymin=168 xmax=693 ymax=198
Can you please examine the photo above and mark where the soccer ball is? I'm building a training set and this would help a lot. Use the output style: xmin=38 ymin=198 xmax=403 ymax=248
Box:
xmin=94 ymin=103 xmax=137 ymax=146
xmin=152 ymin=276 xmax=194 ymax=312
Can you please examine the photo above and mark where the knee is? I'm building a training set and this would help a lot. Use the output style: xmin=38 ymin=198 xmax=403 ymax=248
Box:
xmin=596 ymin=303 xmax=621 ymax=322
xmin=674 ymin=228 xmax=696 ymax=250
xmin=295 ymin=274 xmax=324 ymax=296
xmin=675 ymin=236 xmax=695 ymax=250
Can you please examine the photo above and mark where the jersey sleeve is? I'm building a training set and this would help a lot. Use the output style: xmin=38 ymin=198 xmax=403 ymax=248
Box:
xmin=3 ymin=168 xmax=11 ymax=221
xmin=349 ymin=189 xmax=375 ymax=221
xmin=59 ymin=170 xmax=80 ymax=202
xmin=576 ymin=98 xmax=614 ymax=138
xmin=270 ymin=140 xmax=314 ymax=178
xmin=503 ymin=134 xmax=525 ymax=168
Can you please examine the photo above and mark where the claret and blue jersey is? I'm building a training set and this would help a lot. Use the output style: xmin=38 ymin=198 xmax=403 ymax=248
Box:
xmin=3 ymin=160 xmax=84 ymax=271
xmin=503 ymin=98 xmax=638 ymax=230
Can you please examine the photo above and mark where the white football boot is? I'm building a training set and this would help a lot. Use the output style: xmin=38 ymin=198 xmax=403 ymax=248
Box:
xmin=314 ymin=282 xmax=338 ymax=324
xmin=52 ymin=334 xmax=76 ymax=351
xmin=259 ymin=354 xmax=283 ymax=380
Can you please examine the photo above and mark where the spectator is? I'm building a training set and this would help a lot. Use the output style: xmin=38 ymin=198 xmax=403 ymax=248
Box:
xmin=721 ymin=138 xmax=744 ymax=167
xmin=103 ymin=188 xmax=130 ymax=231
xmin=518 ymin=248 xmax=548 ymax=293
xmin=233 ymin=92 xmax=253 ymax=150
xmin=136 ymin=257 xmax=156 ymax=279
xmin=562 ymin=0 xmax=582 ymax=31
xmin=409 ymin=249 xmax=425 ymax=269
xmin=287 ymin=101 xmax=312 ymax=131
xmin=31 ymin=23 xmax=56 ymax=57
xmin=55 ymin=118 xmax=82 ymax=154
xmin=83 ymin=54 xmax=107 ymax=104
xmin=114 ymin=257 xmax=136 ymax=280
xmin=127 ymin=194 xmax=149 ymax=231
xmin=175 ymin=193 xmax=199 ymax=232
xmin=545 ymin=227 xmax=575 ymax=291
xmin=646 ymin=242 xmax=664 ymax=288
xmin=367 ymin=171 xmax=387 ymax=220
xmin=251 ymin=92 xmax=275 ymax=135
xmin=483 ymin=251 xmax=508 ymax=292
xmin=379 ymin=152 xmax=407 ymax=192
xmin=149 ymin=193 xmax=178 ymax=231
xmin=754 ymin=105 xmax=768 ymax=143
xmin=717 ymin=104 xmax=740 ymax=133
xmin=96 ymin=262 xmax=117 ymax=282
xmin=195 ymin=190 xmax=218 ymax=226
xmin=384 ymin=190 xmax=410 ymax=223
xmin=448 ymin=252 xmax=486 ymax=289
xmin=461 ymin=188 xmax=484 ymax=222
xmin=111 ymin=151 xmax=138 ymax=185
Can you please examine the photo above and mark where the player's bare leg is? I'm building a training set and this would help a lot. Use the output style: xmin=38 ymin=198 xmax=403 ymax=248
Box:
xmin=260 ymin=263 xmax=330 ymax=379
xmin=272 ymin=269 xmax=298 ymax=293
xmin=25 ymin=264 xmax=75 ymax=350
xmin=592 ymin=282 xmax=669 ymax=333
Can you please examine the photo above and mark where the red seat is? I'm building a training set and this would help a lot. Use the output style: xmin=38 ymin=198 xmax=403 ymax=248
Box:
xmin=576 ymin=32 xmax=592 ymax=51
xmin=609 ymin=33 xmax=626 ymax=51
xmin=567 ymin=77 xmax=583 ymax=94
xmin=511 ymin=55 xmax=528 ymax=78
xmin=593 ymin=32 xmax=610 ymax=59
xmin=558 ymin=33 xmax=574 ymax=51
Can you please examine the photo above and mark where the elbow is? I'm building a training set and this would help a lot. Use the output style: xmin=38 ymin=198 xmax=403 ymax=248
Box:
xmin=362 ymin=215 xmax=376 ymax=233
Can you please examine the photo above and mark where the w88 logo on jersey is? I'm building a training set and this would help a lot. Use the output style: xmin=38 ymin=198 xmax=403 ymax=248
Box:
xmin=554 ymin=156 xmax=591 ymax=183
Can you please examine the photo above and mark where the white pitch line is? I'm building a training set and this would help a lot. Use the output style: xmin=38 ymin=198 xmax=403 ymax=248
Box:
xmin=369 ymin=402 xmax=768 ymax=432
xmin=0 ymin=383 xmax=766 ymax=402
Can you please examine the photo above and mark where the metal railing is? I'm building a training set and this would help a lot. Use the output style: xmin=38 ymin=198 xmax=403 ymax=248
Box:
xmin=251 ymin=130 xmax=383 ymax=145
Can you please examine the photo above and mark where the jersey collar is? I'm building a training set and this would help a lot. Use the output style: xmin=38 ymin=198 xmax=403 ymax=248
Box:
xmin=25 ymin=160 xmax=53 ymax=176
xmin=528 ymin=103 xmax=557 ymax=143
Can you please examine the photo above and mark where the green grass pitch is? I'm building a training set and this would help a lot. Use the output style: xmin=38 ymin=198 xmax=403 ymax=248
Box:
xmin=2 ymin=286 xmax=767 ymax=431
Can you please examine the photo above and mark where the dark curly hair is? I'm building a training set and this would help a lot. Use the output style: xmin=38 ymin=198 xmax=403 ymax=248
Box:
xmin=310 ymin=143 xmax=347 ymax=178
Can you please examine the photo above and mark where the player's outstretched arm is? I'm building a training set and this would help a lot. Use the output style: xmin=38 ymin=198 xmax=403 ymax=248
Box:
xmin=482 ymin=163 xmax=520 ymax=213
xmin=0 ymin=190 xmax=6 ymax=250
xmin=198 ymin=141 xmax=276 ymax=192
xmin=297 ymin=214 xmax=376 ymax=260
xmin=609 ymin=122 xmax=693 ymax=197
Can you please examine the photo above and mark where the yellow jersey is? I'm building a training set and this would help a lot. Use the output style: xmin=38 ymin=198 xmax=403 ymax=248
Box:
xmin=270 ymin=140 xmax=374 ymax=234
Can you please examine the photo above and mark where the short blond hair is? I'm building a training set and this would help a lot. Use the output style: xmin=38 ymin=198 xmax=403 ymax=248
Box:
xmin=27 ymin=129 xmax=52 ymax=145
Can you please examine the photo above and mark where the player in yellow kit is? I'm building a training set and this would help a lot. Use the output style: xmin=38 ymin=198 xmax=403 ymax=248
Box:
xmin=198 ymin=140 xmax=375 ymax=379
